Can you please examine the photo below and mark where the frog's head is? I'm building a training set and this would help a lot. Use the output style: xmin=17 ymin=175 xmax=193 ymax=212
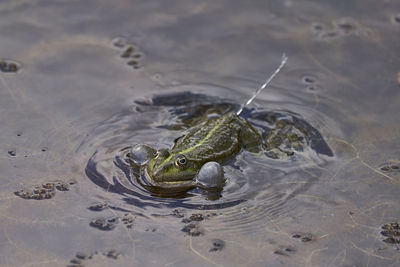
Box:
xmin=146 ymin=149 xmax=199 ymax=182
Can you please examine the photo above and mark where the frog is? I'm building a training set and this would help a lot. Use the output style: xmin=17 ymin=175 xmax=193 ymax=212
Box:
xmin=133 ymin=54 xmax=288 ymax=188
xmin=146 ymin=111 xmax=264 ymax=183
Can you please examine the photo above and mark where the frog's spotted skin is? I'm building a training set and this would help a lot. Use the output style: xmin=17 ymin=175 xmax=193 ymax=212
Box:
xmin=146 ymin=112 xmax=263 ymax=183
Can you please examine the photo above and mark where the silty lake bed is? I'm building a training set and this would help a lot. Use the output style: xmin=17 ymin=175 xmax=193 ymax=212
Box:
xmin=0 ymin=0 xmax=400 ymax=266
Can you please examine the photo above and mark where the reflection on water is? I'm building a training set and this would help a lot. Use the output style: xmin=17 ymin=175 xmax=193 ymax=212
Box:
xmin=1 ymin=0 xmax=400 ymax=266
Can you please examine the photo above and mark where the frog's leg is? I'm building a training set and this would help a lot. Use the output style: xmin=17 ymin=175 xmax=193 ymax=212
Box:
xmin=263 ymin=120 xmax=307 ymax=159
xmin=240 ymin=122 xmax=264 ymax=153
xmin=239 ymin=119 xmax=294 ymax=158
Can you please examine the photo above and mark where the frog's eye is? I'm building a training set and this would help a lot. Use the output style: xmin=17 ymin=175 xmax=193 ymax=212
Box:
xmin=175 ymin=155 xmax=187 ymax=168
xmin=153 ymin=150 xmax=159 ymax=158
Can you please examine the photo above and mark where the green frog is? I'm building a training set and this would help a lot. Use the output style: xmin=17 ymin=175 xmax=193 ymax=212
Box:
xmin=142 ymin=54 xmax=288 ymax=187
xmin=146 ymin=112 xmax=264 ymax=183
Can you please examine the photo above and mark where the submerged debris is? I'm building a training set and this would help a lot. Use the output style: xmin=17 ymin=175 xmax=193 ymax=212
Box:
xmin=68 ymin=250 xmax=120 ymax=267
xmin=8 ymin=149 xmax=16 ymax=157
xmin=181 ymin=222 xmax=204 ymax=236
xmin=209 ymin=239 xmax=225 ymax=252
xmin=88 ymin=202 xmax=109 ymax=211
xmin=89 ymin=216 xmax=119 ymax=231
xmin=0 ymin=59 xmax=21 ymax=73
xmin=381 ymin=222 xmax=400 ymax=244
xmin=122 ymin=213 xmax=135 ymax=228
xmin=112 ymin=37 xmax=127 ymax=48
xmin=181 ymin=213 xmax=204 ymax=223
xmin=380 ymin=162 xmax=400 ymax=173
xmin=112 ymin=37 xmax=144 ymax=70
xmin=311 ymin=17 xmax=370 ymax=41
xmin=179 ymin=212 xmax=218 ymax=237
xmin=120 ymin=45 xmax=135 ymax=58
xmin=273 ymin=246 xmax=296 ymax=256
xmin=103 ymin=250 xmax=121 ymax=259
xmin=171 ymin=209 xmax=185 ymax=218
xmin=292 ymin=232 xmax=314 ymax=242
xmin=14 ymin=181 xmax=75 ymax=200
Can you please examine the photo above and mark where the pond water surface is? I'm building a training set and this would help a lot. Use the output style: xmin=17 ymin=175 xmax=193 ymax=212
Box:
xmin=1 ymin=0 xmax=400 ymax=266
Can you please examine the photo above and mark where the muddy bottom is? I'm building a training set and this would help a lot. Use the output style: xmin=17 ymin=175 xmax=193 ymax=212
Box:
xmin=1 ymin=0 xmax=400 ymax=266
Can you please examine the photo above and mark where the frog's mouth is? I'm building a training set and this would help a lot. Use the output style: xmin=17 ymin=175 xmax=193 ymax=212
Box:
xmin=144 ymin=167 xmax=196 ymax=189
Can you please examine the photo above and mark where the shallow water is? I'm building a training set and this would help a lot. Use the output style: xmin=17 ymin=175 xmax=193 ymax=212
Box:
xmin=1 ymin=0 xmax=400 ymax=266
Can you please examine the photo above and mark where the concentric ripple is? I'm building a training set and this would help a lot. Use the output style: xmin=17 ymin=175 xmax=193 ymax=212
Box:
xmin=80 ymin=84 xmax=336 ymax=216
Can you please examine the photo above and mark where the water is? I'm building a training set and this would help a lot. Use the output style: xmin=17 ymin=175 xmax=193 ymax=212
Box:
xmin=1 ymin=0 xmax=400 ymax=266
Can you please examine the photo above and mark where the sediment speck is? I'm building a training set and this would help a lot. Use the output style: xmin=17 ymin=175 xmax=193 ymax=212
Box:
xmin=209 ymin=239 xmax=225 ymax=252
xmin=0 ymin=59 xmax=21 ymax=73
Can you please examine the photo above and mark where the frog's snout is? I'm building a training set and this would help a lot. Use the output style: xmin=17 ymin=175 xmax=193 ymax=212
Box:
xmin=147 ymin=163 xmax=171 ymax=182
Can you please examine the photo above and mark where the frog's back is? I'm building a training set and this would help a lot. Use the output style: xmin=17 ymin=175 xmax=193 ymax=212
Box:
xmin=171 ymin=112 xmax=244 ymax=163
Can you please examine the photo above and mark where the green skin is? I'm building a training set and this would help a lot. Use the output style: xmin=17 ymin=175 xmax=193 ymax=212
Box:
xmin=146 ymin=112 xmax=263 ymax=183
